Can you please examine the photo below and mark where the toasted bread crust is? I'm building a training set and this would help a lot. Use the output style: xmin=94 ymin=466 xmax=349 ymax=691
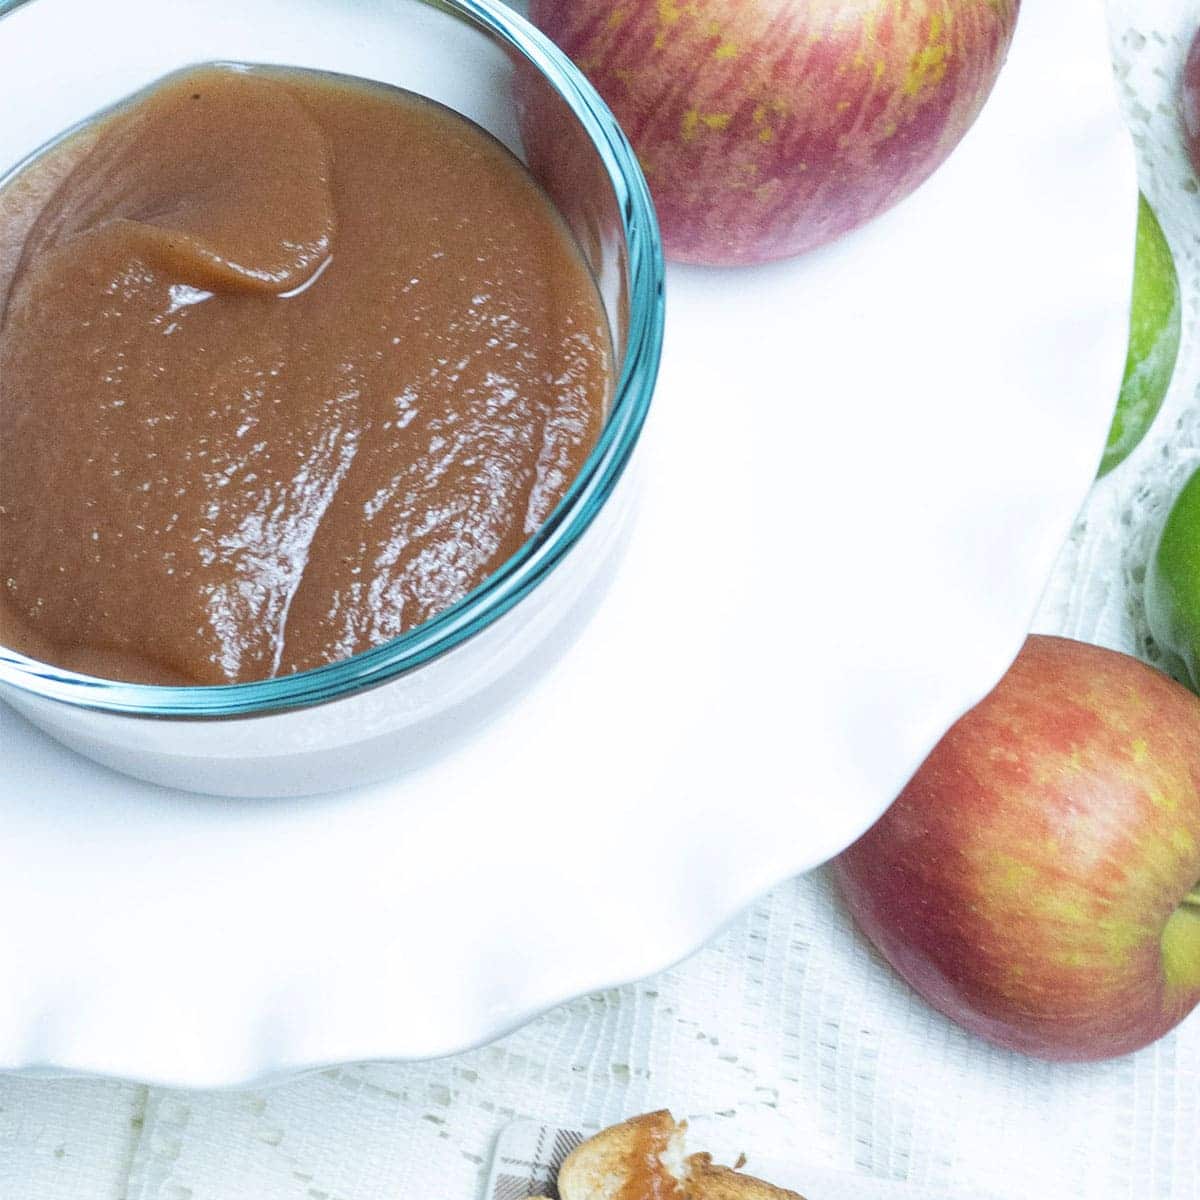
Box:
xmin=555 ymin=1111 xmax=804 ymax=1200
xmin=686 ymin=1152 xmax=804 ymax=1200
xmin=557 ymin=1110 xmax=683 ymax=1199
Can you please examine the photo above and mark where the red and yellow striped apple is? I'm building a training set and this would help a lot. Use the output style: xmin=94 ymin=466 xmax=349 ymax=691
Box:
xmin=528 ymin=0 xmax=1020 ymax=265
xmin=833 ymin=636 xmax=1200 ymax=1062
xmin=1184 ymin=26 xmax=1200 ymax=174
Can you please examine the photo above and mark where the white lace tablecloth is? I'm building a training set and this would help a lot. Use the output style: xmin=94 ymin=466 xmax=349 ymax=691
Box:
xmin=2 ymin=3 xmax=1198 ymax=1198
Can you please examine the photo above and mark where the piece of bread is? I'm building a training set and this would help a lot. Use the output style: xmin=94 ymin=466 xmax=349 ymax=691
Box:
xmin=685 ymin=1153 xmax=801 ymax=1200
xmin=553 ymin=1110 xmax=804 ymax=1200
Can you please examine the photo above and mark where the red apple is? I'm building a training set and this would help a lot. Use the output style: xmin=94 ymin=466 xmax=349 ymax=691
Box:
xmin=528 ymin=0 xmax=1020 ymax=265
xmin=1184 ymin=26 xmax=1200 ymax=174
xmin=833 ymin=635 xmax=1200 ymax=1062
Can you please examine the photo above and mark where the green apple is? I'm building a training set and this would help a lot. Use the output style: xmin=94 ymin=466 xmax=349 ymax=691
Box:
xmin=1099 ymin=195 xmax=1182 ymax=477
xmin=1148 ymin=467 xmax=1200 ymax=694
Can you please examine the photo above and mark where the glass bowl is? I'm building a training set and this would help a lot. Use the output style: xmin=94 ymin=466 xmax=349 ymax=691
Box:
xmin=0 ymin=0 xmax=664 ymax=796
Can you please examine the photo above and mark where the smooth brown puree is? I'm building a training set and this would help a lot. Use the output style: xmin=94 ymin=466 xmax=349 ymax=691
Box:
xmin=0 ymin=65 xmax=611 ymax=685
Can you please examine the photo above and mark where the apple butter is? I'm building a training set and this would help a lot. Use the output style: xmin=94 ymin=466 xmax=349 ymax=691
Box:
xmin=617 ymin=1127 xmax=686 ymax=1200
xmin=0 ymin=65 xmax=612 ymax=685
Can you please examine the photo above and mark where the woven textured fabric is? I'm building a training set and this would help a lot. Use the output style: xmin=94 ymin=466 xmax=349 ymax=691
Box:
xmin=1 ymin=3 xmax=1197 ymax=1198
xmin=1034 ymin=1 xmax=1200 ymax=666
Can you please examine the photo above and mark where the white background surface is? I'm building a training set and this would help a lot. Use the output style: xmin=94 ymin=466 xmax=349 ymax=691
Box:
xmin=1 ymin=0 xmax=1198 ymax=1197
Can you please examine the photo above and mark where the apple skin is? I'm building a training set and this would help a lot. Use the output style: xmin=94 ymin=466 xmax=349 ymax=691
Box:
xmin=833 ymin=635 xmax=1200 ymax=1062
xmin=1097 ymin=194 xmax=1181 ymax=479
xmin=528 ymin=0 xmax=1020 ymax=265
xmin=1185 ymin=27 xmax=1200 ymax=174
xmin=1147 ymin=467 xmax=1200 ymax=694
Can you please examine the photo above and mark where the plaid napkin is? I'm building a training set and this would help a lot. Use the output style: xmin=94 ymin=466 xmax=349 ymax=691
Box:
xmin=488 ymin=1122 xmax=584 ymax=1200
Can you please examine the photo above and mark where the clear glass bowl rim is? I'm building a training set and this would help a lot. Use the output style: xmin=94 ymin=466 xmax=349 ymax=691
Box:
xmin=0 ymin=0 xmax=665 ymax=718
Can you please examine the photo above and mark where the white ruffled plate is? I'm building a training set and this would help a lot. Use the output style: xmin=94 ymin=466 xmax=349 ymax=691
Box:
xmin=0 ymin=0 xmax=1134 ymax=1086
